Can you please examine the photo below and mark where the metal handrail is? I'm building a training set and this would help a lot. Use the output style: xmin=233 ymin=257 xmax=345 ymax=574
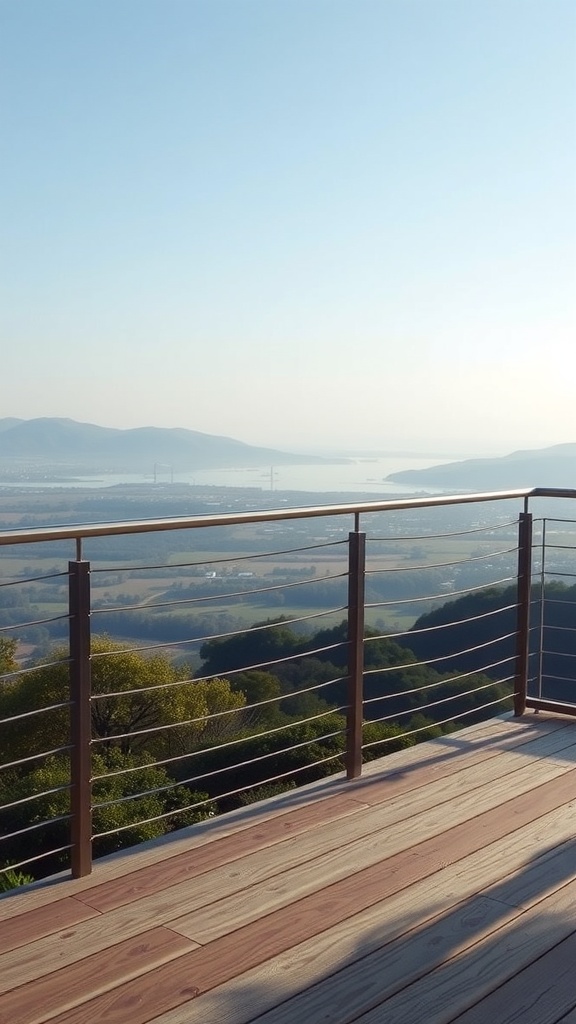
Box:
xmin=2 ymin=486 xmax=576 ymax=884
xmin=1 ymin=487 xmax=568 ymax=548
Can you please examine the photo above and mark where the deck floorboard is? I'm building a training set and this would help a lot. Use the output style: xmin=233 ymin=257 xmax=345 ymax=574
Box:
xmin=2 ymin=713 xmax=576 ymax=1024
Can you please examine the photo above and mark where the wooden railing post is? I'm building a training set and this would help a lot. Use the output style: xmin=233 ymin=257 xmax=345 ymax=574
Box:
xmin=347 ymin=529 xmax=366 ymax=779
xmin=69 ymin=559 xmax=92 ymax=877
xmin=514 ymin=512 xmax=533 ymax=716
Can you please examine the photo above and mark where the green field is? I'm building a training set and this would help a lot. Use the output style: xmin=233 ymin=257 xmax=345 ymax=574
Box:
xmin=0 ymin=483 xmax=530 ymax=665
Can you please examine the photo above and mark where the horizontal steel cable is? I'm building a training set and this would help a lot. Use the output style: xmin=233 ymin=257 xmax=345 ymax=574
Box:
xmin=89 ymin=605 xmax=348 ymax=659
xmin=384 ymin=602 xmax=518 ymax=641
xmin=89 ymin=708 xmax=342 ymax=765
xmin=90 ymin=538 xmax=348 ymax=574
xmin=0 ymin=570 xmax=69 ymax=588
xmin=365 ymin=545 xmax=518 ymax=576
xmin=361 ymin=693 xmax=512 ymax=748
xmin=362 ymin=654 xmax=515 ymax=702
xmin=0 ymin=613 xmax=70 ymax=632
xmin=363 ymin=677 xmax=512 ymax=726
xmin=539 ymin=670 xmax=576 ymax=682
xmin=154 ymin=731 xmax=347 ymax=794
xmin=0 ymin=815 xmax=71 ymax=844
xmin=92 ymin=680 xmax=346 ymax=782
xmin=91 ymin=749 xmax=346 ymax=840
xmin=92 ymin=726 xmax=346 ymax=807
xmin=0 ymin=657 xmax=71 ymax=684
xmin=361 ymin=631 xmax=519 ymax=675
xmin=95 ymin=687 xmax=346 ymax=773
xmin=0 ymin=701 xmax=71 ymax=726
xmin=367 ymin=519 xmax=519 ymax=542
xmin=365 ymin=575 xmax=517 ymax=609
xmin=0 ymin=745 xmax=72 ymax=772
xmin=91 ymin=701 xmax=348 ymax=750
xmin=0 ymin=846 xmax=72 ymax=875
xmin=90 ymin=642 xmax=347 ymax=701
xmin=91 ymin=570 xmax=348 ymax=616
xmin=0 ymin=783 xmax=71 ymax=813
xmin=540 ymin=517 xmax=576 ymax=525
xmin=191 ymin=645 xmax=347 ymax=684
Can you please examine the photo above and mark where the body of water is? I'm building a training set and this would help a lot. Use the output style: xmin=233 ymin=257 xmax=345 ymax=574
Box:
xmin=174 ymin=456 xmax=448 ymax=494
xmin=0 ymin=455 xmax=450 ymax=494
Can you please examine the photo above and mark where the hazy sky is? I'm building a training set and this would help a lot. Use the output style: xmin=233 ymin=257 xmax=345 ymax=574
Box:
xmin=1 ymin=0 xmax=575 ymax=455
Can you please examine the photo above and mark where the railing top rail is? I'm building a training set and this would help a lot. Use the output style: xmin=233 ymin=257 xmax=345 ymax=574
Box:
xmin=1 ymin=487 xmax=575 ymax=547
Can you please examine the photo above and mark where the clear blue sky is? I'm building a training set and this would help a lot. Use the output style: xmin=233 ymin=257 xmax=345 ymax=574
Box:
xmin=1 ymin=0 xmax=574 ymax=455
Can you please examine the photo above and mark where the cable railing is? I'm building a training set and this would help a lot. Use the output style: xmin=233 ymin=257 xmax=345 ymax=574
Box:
xmin=1 ymin=486 xmax=576 ymax=885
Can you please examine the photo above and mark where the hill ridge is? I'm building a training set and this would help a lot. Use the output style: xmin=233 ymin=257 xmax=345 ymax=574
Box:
xmin=0 ymin=418 xmax=346 ymax=472
xmin=386 ymin=443 xmax=576 ymax=490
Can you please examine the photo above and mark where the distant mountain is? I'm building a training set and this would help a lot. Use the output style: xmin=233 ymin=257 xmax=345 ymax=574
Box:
xmin=0 ymin=418 xmax=347 ymax=473
xmin=0 ymin=418 xmax=24 ymax=433
xmin=385 ymin=444 xmax=576 ymax=491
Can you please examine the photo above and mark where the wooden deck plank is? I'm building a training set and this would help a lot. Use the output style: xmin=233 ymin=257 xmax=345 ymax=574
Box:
xmin=2 ymin=751 xmax=574 ymax=999
xmin=0 ymin=712 xmax=558 ymax=922
xmin=350 ymin=719 xmax=576 ymax=806
xmin=0 ymin=898 xmax=198 ymax=997
xmin=0 ymin=713 xmax=562 ymax=933
xmin=448 ymin=931 xmax=576 ymax=1023
xmin=0 ymin=776 xmax=364 ymax=919
xmin=168 ymin=789 xmax=576 ymax=947
xmin=3 ymin=715 xmax=576 ymax=1024
xmin=232 ymin=844 xmax=576 ymax=1024
xmin=144 ymin=803 xmax=576 ymax=1024
xmin=246 ymin=894 xmax=522 ymax=1024
xmin=166 ymin=757 xmax=576 ymax=942
xmin=356 ymin=715 xmax=567 ymax=782
xmin=147 ymin=898 xmax=521 ymax=1024
xmin=74 ymin=793 xmax=368 ymax=913
xmin=37 ymin=767 xmax=576 ymax=1024
xmin=348 ymin=877 xmax=576 ymax=1024
xmin=78 ymin=714 xmax=553 ymax=917
xmin=0 ymin=928 xmax=197 ymax=1024
xmin=74 ymin=755 xmax=573 ymax=949
xmin=555 ymin=1008 xmax=576 ymax=1023
xmin=73 ymin=718 xmax=576 ymax=918
xmin=0 ymin=898 xmax=100 ymax=956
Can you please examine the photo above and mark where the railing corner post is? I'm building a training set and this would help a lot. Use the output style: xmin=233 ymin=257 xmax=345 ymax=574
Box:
xmin=69 ymin=558 xmax=92 ymax=877
xmin=347 ymin=530 xmax=366 ymax=779
xmin=514 ymin=512 xmax=533 ymax=717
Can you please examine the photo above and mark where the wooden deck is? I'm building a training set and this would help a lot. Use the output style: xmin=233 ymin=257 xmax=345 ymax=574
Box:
xmin=3 ymin=713 xmax=576 ymax=1023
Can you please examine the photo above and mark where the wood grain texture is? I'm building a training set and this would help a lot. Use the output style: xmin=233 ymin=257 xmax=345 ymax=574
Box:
xmin=144 ymin=802 xmax=576 ymax=1024
xmin=3 ymin=714 xmax=576 ymax=1024
xmin=351 ymin=719 xmax=576 ymax=806
xmin=0 ymin=713 xmax=560 ymax=925
xmin=0 ymin=897 xmax=100 ymax=955
xmin=0 ymin=897 xmax=201 ymax=996
xmin=0 ymin=766 xmax=360 ymax=919
xmin=168 ymin=759 xmax=576 ymax=943
xmin=554 ymin=1007 xmax=576 ymax=1023
xmin=168 ymin=775 xmax=571 ymax=947
xmin=449 ymin=929 xmax=576 ymax=1023
xmin=47 ymin=763 xmax=576 ymax=1024
xmin=242 ymin=845 xmax=576 ymax=1024
xmin=76 ymin=793 xmax=366 ymax=913
xmin=0 ymin=928 xmax=195 ymax=1024
xmin=349 ymin=877 xmax=576 ymax=1024
xmin=0 ymin=714 xmax=553 ymax=926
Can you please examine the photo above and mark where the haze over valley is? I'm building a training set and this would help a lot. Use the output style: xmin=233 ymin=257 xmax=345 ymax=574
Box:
xmin=1 ymin=418 xmax=575 ymax=496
